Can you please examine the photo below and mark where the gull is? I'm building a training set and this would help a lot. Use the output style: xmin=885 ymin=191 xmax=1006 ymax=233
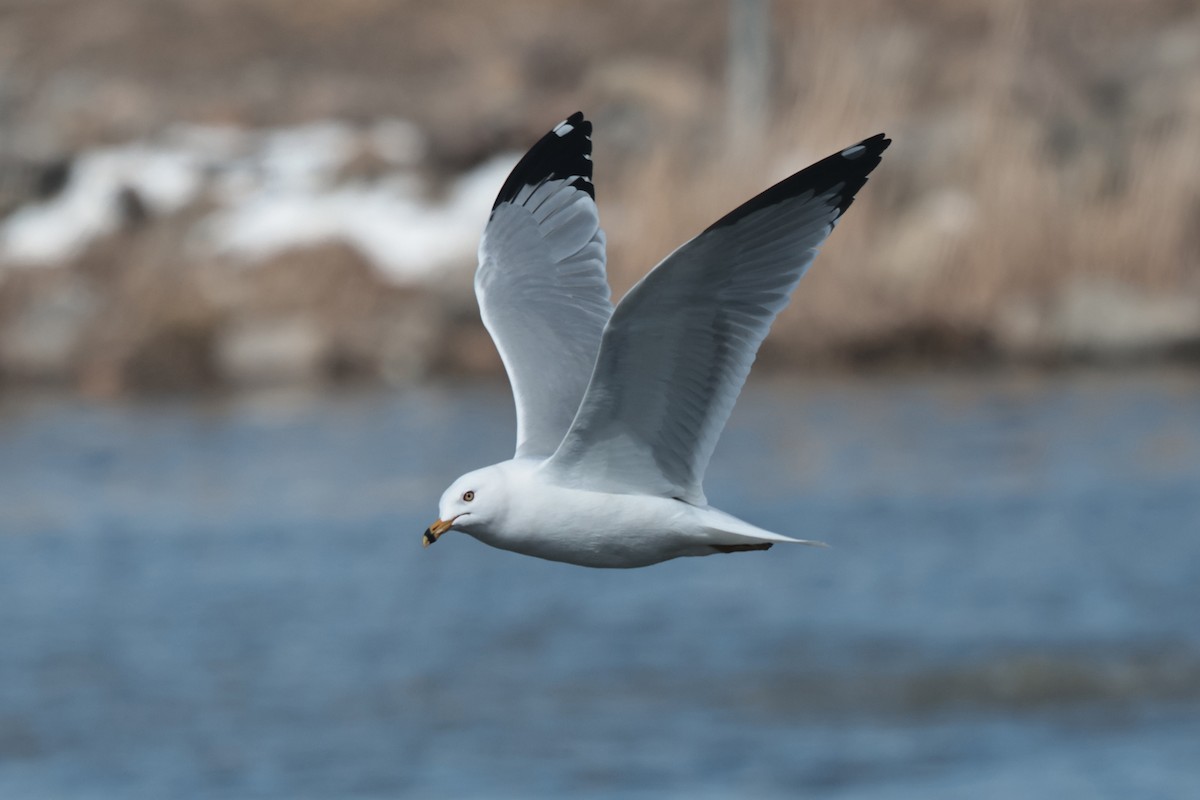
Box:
xmin=424 ymin=112 xmax=888 ymax=568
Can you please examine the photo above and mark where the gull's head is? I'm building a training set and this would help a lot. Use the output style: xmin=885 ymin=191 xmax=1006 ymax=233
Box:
xmin=423 ymin=465 xmax=506 ymax=548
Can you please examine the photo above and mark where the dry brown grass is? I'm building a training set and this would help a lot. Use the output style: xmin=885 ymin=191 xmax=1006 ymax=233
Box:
xmin=1 ymin=0 xmax=1198 ymax=390
xmin=599 ymin=0 xmax=1200 ymax=363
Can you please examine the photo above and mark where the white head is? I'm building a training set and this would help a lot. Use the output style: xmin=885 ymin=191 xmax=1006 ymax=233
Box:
xmin=422 ymin=464 xmax=508 ymax=548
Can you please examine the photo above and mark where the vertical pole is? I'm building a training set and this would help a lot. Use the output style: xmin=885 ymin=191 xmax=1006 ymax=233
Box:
xmin=727 ymin=0 xmax=771 ymax=148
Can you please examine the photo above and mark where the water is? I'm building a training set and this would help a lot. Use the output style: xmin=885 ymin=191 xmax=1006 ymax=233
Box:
xmin=1 ymin=369 xmax=1199 ymax=798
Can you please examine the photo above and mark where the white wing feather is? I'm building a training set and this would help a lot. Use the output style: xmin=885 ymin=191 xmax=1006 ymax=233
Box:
xmin=543 ymin=135 xmax=890 ymax=503
xmin=476 ymin=114 xmax=613 ymax=459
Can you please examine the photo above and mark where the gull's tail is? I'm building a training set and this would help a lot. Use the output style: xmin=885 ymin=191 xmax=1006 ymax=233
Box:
xmin=697 ymin=506 xmax=828 ymax=553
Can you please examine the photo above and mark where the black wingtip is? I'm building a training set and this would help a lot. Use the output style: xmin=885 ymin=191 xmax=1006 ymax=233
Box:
xmin=491 ymin=112 xmax=595 ymax=211
xmin=705 ymin=133 xmax=891 ymax=232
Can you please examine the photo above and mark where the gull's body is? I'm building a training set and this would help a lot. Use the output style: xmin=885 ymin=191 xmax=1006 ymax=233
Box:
xmin=424 ymin=112 xmax=889 ymax=568
xmin=437 ymin=459 xmax=801 ymax=568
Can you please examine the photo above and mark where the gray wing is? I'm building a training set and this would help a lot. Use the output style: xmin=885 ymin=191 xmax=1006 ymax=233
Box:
xmin=476 ymin=112 xmax=613 ymax=459
xmin=542 ymin=134 xmax=890 ymax=504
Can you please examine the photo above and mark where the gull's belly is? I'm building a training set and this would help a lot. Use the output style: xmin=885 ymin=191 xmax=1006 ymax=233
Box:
xmin=487 ymin=485 xmax=705 ymax=568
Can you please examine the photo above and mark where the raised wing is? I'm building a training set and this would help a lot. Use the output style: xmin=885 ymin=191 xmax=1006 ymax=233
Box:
xmin=543 ymin=134 xmax=890 ymax=504
xmin=477 ymin=112 xmax=613 ymax=459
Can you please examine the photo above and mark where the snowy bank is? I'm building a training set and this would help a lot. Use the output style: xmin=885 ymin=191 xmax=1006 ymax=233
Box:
xmin=0 ymin=120 xmax=517 ymax=283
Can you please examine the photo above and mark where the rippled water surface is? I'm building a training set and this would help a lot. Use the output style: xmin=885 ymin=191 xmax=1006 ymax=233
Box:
xmin=2 ymin=370 xmax=1199 ymax=798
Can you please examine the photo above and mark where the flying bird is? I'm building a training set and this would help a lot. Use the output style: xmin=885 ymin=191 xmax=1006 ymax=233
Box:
xmin=424 ymin=112 xmax=888 ymax=567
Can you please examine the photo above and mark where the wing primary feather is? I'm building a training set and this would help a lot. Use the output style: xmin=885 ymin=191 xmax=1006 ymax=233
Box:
xmin=492 ymin=111 xmax=595 ymax=211
xmin=705 ymin=133 xmax=889 ymax=232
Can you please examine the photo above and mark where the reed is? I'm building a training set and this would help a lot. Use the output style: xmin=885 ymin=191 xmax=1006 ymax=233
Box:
xmin=1 ymin=0 xmax=1197 ymax=391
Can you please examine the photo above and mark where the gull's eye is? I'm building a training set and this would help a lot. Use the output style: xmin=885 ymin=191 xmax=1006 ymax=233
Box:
xmin=462 ymin=490 xmax=475 ymax=502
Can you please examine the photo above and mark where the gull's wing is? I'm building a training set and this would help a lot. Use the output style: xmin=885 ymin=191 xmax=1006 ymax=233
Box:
xmin=477 ymin=112 xmax=613 ymax=459
xmin=542 ymin=134 xmax=890 ymax=504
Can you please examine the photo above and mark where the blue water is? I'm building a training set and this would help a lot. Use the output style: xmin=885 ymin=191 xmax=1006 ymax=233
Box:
xmin=1 ymin=369 xmax=1199 ymax=798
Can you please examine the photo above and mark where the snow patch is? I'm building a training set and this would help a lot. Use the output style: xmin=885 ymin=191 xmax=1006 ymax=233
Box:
xmin=1 ymin=119 xmax=515 ymax=283
xmin=1 ymin=145 xmax=203 ymax=263
xmin=201 ymin=153 xmax=515 ymax=282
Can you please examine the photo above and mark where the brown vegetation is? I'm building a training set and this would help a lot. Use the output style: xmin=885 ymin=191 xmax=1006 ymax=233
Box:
xmin=1 ymin=0 xmax=1198 ymax=394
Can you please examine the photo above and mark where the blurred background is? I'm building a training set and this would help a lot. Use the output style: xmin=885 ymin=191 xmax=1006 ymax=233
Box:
xmin=1 ymin=0 xmax=1199 ymax=797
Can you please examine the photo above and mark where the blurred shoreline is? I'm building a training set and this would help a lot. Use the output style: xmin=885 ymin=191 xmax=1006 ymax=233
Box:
xmin=1 ymin=0 xmax=1198 ymax=396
